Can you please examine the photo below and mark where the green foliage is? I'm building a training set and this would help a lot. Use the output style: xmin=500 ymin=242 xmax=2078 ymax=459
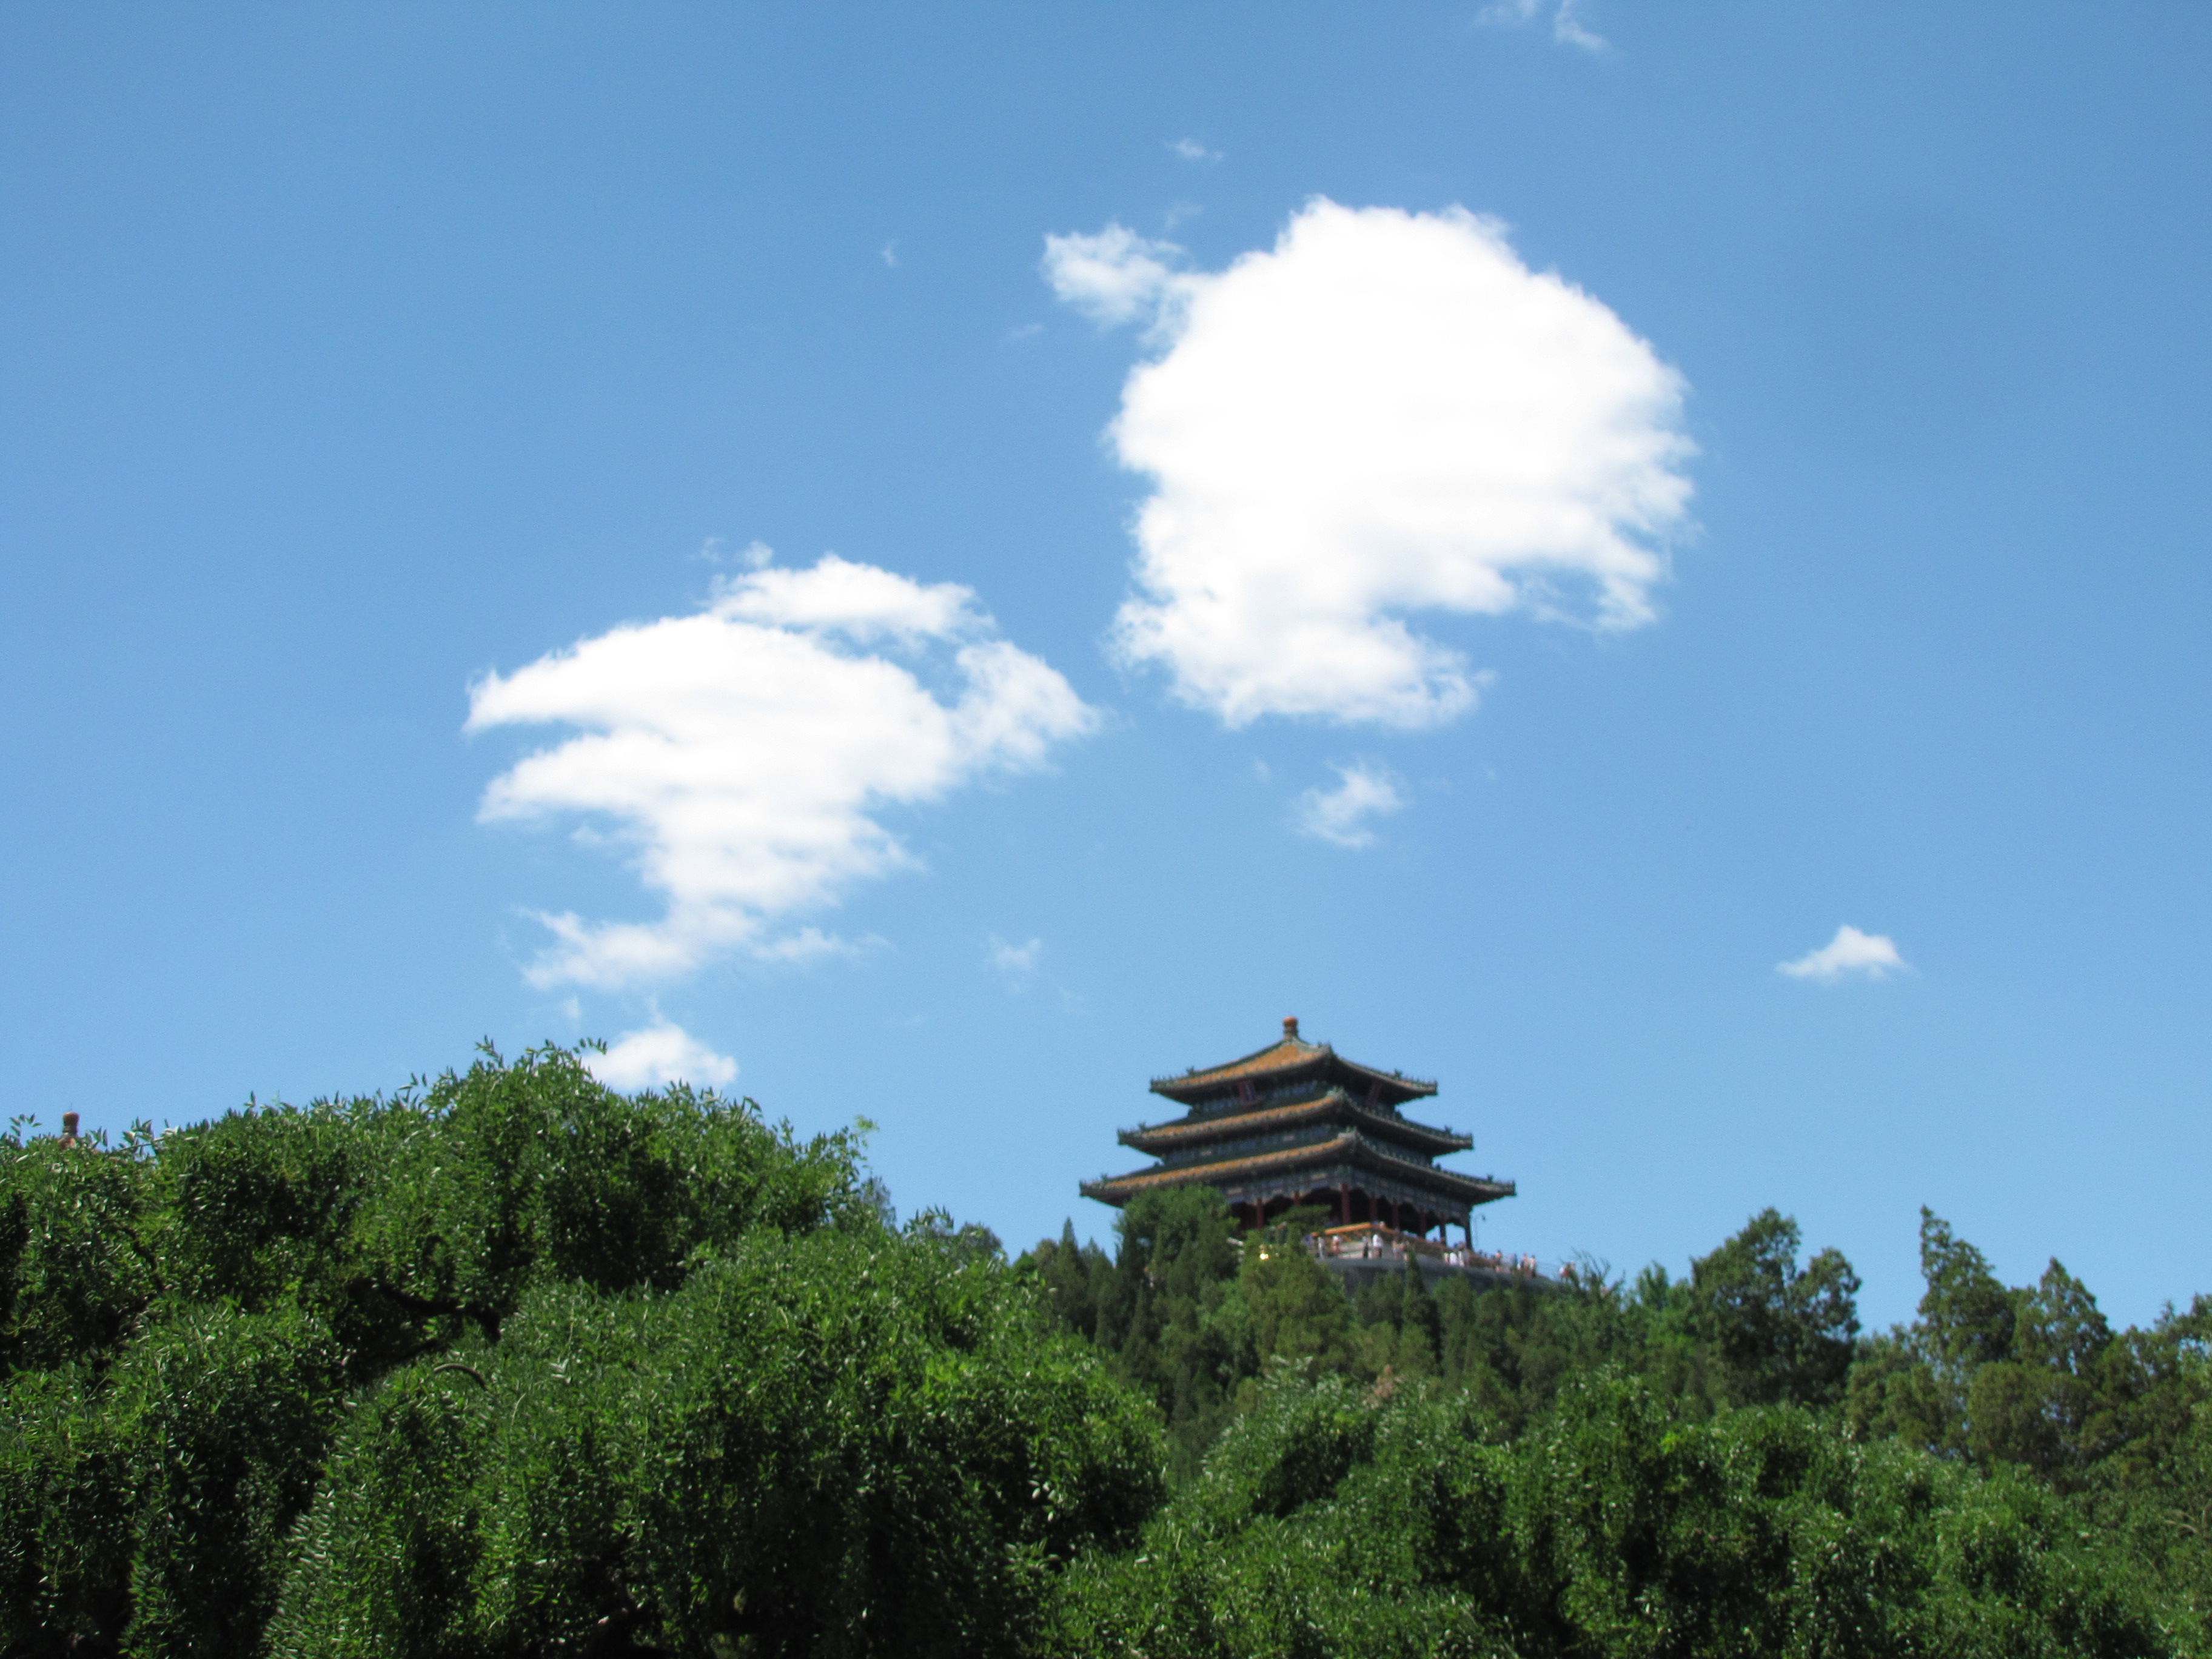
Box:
xmin=1681 ymin=1207 xmax=1860 ymax=1407
xmin=1846 ymin=1209 xmax=2212 ymax=1495
xmin=1 ymin=1122 xmax=163 ymax=1376
xmin=1027 ymin=1201 xmax=1882 ymax=1452
xmin=1050 ymin=1186 xmax=1249 ymax=1478
xmin=1053 ymin=1366 xmax=2191 ymax=1659
xmin=1835 ymin=1208 xmax=2212 ymax=1643
xmin=1235 ymin=1213 xmax=1359 ymax=1384
xmin=116 ymin=1304 xmax=347 ymax=1655
xmin=1 ymin=1304 xmax=346 ymax=1657
xmin=270 ymin=1229 xmax=1161 ymax=1658
xmin=1031 ymin=1219 xmax=1110 ymax=1342
xmin=0 ymin=1364 xmax=132 ymax=1653
xmin=0 ymin=1047 xmax=1160 ymax=1657
xmin=1025 ymin=1195 xmax=1370 ymax=1480
xmin=7 ymin=1057 xmax=2207 ymax=1658
xmin=1032 ymin=1198 xmax=2210 ymax=1655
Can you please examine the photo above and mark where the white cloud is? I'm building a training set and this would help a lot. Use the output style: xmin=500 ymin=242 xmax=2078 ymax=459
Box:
xmin=1041 ymin=224 xmax=1185 ymax=329
xmin=694 ymin=538 xmax=775 ymax=571
xmin=1294 ymin=761 xmax=1407 ymax=848
xmin=714 ymin=554 xmax=976 ymax=642
xmin=1047 ymin=198 xmax=1691 ymax=729
xmin=1552 ymin=2 xmax=1607 ymax=50
xmin=1777 ymin=925 xmax=1911 ymax=984
xmin=587 ymin=1019 xmax=738 ymax=1091
xmin=469 ymin=552 xmax=1098 ymax=989
xmin=750 ymin=927 xmax=862 ymax=964
xmin=986 ymin=933 xmax=1044 ymax=978
xmin=1169 ymin=138 xmax=1223 ymax=163
xmin=1479 ymin=0 xmax=1608 ymax=52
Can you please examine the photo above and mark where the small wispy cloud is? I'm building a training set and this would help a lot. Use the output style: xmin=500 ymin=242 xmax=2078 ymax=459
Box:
xmin=1478 ymin=0 xmax=1607 ymax=52
xmin=1295 ymin=762 xmax=1407 ymax=848
xmin=587 ymin=1017 xmax=739 ymax=1091
xmin=986 ymin=933 xmax=1044 ymax=980
xmin=1040 ymin=223 xmax=1186 ymax=329
xmin=695 ymin=538 xmax=774 ymax=569
xmin=1777 ymin=925 xmax=1910 ymax=984
xmin=1168 ymin=138 xmax=1223 ymax=164
xmin=752 ymin=927 xmax=860 ymax=964
xmin=880 ymin=240 xmax=900 ymax=269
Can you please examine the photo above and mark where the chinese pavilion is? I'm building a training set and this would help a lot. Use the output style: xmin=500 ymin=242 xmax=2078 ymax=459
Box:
xmin=1081 ymin=1017 xmax=1513 ymax=1243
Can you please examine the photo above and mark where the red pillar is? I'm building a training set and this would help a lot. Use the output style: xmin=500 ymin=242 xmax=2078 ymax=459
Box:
xmin=1338 ymin=1184 xmax=1350 ymax=1225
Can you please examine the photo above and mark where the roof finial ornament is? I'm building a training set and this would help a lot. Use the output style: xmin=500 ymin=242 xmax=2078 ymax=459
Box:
xmin=1283 ymin=1016 xmax=1299 ymax=1040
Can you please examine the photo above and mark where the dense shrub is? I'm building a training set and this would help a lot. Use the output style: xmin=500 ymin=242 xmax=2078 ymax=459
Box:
xmin=0 ymin=1048 xmax=1158 ymax=1657
xmin=3 ymin=1047 xmax=2205 ymax=1657
xmin=1027 ymin=1193 xmax=2211 ymax=1657
xmin=269 ymin=1230 xmax=1161 ymax=1658
xmin=1051 ymin=1366 xmax=2195 ymax=1659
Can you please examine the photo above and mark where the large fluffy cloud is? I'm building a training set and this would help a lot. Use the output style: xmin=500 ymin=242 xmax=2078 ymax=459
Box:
xmin=469 ymin=555 xmax=1096 ymax=988
xmin=1046 ymin=199 xmax=1693 ymax=728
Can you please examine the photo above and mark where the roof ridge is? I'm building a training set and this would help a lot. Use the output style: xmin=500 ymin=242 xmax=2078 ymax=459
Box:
xmin=1148 ymin=1030 xmax=1437 ymax=1100
xmin=1119 ymin=1093 xmax=1473 ymax=1147
xmin=1149 ymin=1034 xmax=1318 ymax=1087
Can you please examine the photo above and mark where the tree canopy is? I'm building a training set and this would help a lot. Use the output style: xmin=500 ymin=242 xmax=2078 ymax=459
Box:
xmin=2 ymin=1050 xmax=2206 ymax=1657
xmin=1024 ymin=1190 xmax=2211 ymax=1655
xmin=0 ymin=1048 xmax=1159 ymax=1657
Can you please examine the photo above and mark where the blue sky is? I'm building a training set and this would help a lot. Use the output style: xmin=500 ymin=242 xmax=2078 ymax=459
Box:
xmin=4 ymin=3 xmax=2208 ymax=1330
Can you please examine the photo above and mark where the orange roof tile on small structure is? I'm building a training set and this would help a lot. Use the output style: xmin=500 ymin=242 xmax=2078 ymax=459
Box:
xmin=1082 ymin=1016 xmax=1514 ymax=1233
xmin=1148 ymin=1016 xmax=1438 ymax=1107
xmin=1120 ymin=1087 xmax=1471 ymax=1158
xmin=1081 ymin=1130 xmax=1513 ymax=1207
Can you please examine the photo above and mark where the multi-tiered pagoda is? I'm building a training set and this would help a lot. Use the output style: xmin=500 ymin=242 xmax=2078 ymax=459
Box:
xmin=1081 ymin=1017 xmax=1513 ymax=1243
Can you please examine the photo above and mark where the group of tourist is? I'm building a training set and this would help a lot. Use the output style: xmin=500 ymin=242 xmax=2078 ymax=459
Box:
xmin=1305 ymin=1227 xmax=1544 ymax=1279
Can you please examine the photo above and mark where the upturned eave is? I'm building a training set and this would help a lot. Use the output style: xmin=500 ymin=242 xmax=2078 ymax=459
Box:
xmin=1118 ymin=1089 xmax=1470 ymax=1158
xmin=1081 ymin=1131 xmax=1514 ymax=1209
